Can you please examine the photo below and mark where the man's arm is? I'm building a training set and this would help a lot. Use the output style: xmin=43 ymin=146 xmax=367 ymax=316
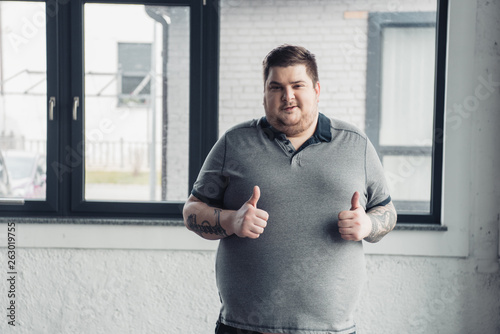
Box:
xmin=183 ymin=195 xmax=229 ymax=240
xmin=182 ymin=186 xmax=269 ymax=240
xmin=364 ymin=200 xmax=397 ymax=243
xmin=338 ymin=192 xmax=397 ymax=243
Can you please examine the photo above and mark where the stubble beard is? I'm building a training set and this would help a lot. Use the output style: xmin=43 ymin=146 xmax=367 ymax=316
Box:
xmin=268 ymin=106 xmax=319 ymax=137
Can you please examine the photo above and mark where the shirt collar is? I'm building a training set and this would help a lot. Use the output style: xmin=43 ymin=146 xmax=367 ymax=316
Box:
xmin=259 ymin=112 xmax=332 ymax=142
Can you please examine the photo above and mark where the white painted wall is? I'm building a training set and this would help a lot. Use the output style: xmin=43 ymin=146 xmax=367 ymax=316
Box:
xmin=0 ymin=0 xmax=499 ymax=333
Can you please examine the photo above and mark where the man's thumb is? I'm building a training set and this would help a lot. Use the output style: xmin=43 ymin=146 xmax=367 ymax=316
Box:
xmin=350 ymin=191 xmax=361 ymax=210
xmin=247 ymin=185 xmax=260 ymax=207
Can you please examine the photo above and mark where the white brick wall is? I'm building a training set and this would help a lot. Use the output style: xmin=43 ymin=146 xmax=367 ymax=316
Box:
xmin=218 ymin=0 xmax=436 ymax=134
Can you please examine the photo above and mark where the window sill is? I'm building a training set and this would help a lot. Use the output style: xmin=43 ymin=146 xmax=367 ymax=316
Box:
xmin=363 ymin=221 xmax=466 ymax=257
xmin=394 ymin=223 xmax=448 ymax=231
xmin=0 ymin=217 xmax=218 ymax=251
xmin=0 ymin=217 xmax=184 ymax=226
xmin=0 ymin=217 xmax=449 ymax=231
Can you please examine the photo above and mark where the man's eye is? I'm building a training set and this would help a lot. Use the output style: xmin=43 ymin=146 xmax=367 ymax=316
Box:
xmin=270 ymin=86 xmax=281 ymax=90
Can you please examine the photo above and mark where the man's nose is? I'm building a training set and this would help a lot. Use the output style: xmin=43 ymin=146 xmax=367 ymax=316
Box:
xmin=282 ymin=87 xmax=295 ymax=101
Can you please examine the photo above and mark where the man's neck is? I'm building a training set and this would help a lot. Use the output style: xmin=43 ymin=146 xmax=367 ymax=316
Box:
xmin=287 ymin=118 xmax=318 ymax=150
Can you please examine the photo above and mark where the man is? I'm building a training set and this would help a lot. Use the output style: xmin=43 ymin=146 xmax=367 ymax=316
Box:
xmin=183 ymin=45 xmax=397 ymax=334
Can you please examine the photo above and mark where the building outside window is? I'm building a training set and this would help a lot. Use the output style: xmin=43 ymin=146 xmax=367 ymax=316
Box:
xmin=117 ymin=42 xmax=152 ymax=107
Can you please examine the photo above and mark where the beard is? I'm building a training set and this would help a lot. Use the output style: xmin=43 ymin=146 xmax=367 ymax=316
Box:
xmin=266 ymin=105 xmax=319 ymax=137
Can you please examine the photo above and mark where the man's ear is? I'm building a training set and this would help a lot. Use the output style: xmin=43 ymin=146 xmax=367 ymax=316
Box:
xmin=315 ymin=81 xmax=321 ymax=101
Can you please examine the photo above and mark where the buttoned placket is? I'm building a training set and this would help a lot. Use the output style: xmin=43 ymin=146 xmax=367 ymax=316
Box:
xmin=275 ymin=134 xmax=295 ymax=156
xmin=274 ymin=134 xmax=309 ymax=167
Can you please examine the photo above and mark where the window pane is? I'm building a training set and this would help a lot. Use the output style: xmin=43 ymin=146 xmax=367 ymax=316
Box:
xmin=84 ymin=3 xmax=190 ymax=202
xmin=383 ymin=155 xmax=432 ymax=213
xmin=380 ymin=26 xmax=436 ymax=146
xmin=0 ymin=1 xmax=47 ymax=200
xmin=219 ymin=0 xmax=439 ymax=219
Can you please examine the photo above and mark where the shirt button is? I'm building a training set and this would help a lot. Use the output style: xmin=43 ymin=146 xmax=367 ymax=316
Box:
xmin=288 ymin=149 xmax=294 ymax=153
xmin=284 ymin=140 xmax=290 ymax=145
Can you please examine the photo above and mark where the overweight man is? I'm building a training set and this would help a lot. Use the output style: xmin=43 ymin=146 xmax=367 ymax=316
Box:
xmin=183 ymin=45 xmax=397 ymax=334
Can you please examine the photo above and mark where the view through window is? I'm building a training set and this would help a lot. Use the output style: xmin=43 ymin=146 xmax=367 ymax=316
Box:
xmin=83 ymin=3 xmax=190 ymax=202
xmin=0 ymin=1 xmax=47 ymax=200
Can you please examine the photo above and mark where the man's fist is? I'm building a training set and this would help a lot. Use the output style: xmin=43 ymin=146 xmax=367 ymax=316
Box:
xmin=232 ymin=186 xmax=269 ymax=239
xmin=337 ymin=191 xmax=372 ymax=241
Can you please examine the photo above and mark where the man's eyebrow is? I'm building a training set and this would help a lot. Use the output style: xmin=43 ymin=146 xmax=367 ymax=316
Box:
xmin=268 ymin=80 xmax=307 ymax=86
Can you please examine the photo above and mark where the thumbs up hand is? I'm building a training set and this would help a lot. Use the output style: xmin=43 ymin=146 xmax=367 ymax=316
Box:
xmin=337 ymin=191 xmax=372 ymax=241
xmin=231 ymin=186 xmax=269 ymax=239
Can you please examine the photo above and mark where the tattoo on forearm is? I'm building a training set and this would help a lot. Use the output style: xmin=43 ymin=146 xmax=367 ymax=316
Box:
xmin=187 ymin=209 xmax=227 ymax=238
xmin=365 ymin=202 xmax=397 ymax=243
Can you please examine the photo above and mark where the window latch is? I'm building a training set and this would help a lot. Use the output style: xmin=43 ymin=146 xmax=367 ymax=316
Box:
xmin=72 ymin=97 xmax=80 ymax=121
xmin=49 ymin=96 xmax=56 ymax=121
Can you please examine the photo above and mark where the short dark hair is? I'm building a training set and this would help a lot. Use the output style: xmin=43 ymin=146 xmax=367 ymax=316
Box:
xmin=262 ymin=45 xmax=319 ymax=86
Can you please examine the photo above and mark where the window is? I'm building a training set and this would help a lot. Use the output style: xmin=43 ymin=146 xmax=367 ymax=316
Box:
xmin=0 ymin=0 xmax=54 ymax=213
xmin=218 ymin=0 xmax=447 ymax=225
xmin=82 ymin=3 xmax=192 ymax=205
xmin=365 ymin=10 xmax=447 ymax=223
xmin=0 ymin=0 xmax=216 ymax=219
xmin=0 ymin=0 xmax=446 ymax=225
xmin=366 ymin=13 xmax=436 ymax=214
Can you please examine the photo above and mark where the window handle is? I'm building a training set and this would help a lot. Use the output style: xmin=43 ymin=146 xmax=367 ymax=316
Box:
xmin=0 ymin=198 xmax=24 ymax=205
xmin=72 ymin=97 xmax=79 ymax=120
xmin=49 ymin=96 xmax=56 ymax=121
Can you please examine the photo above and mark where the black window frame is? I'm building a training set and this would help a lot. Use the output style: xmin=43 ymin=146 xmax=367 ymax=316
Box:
xmin=0 ymin=0 xmax=219 ymax=220
xmin=365 ymin=1 xmax=448 ymax=224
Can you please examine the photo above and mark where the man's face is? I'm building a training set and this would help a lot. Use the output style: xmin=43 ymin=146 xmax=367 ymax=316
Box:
xmin=263 ymin=64 xmax=320 ymax=137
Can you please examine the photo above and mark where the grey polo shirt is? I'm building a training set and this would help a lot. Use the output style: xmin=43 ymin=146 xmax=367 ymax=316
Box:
xmin=192 ymin=113 xmax=391 ymax=334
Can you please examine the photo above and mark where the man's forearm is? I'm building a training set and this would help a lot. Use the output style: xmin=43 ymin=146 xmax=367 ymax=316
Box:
xmin=183 ymin=196 xmax=235 ymax=240
xmin=364 ymin=201 xmax=397 ymax=243
xmin=183 ymin=188 xmax=269 ymax=240
xmin=185 ymin=207 xmax=228 ymax=240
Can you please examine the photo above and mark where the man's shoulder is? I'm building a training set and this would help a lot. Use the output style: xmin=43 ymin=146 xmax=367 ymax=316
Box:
xmin=223 ymin=119 xmax=261 ymax=136
xmin=327 ymin=116 xmax=367 ymax=140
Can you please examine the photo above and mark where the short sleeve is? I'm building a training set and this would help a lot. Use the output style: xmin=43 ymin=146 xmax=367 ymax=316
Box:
xmin=365 ymin=138 xmax=391 ymax=210
xmin=191 ymin=134 xmax=228 ymax=207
